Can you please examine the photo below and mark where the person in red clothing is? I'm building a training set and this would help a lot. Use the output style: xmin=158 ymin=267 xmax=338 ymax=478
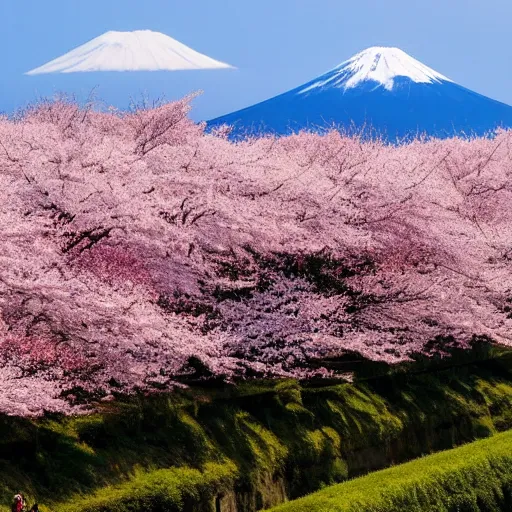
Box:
xmin=11 ymin=493 xmax=26 ymax=512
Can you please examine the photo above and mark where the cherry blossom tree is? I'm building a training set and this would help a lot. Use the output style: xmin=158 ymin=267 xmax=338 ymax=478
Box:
xmin=0 ymin=96 xmax=511 ymax=415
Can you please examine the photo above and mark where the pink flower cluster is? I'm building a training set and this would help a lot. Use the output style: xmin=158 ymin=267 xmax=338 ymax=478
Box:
xmin=0 ymin=96 xmax=511 ymax=415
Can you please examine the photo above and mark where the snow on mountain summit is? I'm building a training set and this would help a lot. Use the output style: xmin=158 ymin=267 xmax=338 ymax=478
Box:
xmin=26 ymin=30 xmax=234 ymax=74
xmin=300 ymin=46 xmax=452 ymax=93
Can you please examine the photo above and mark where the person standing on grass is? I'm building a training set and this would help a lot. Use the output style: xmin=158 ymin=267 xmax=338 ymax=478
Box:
xmin=29 ymin=505 xmax=39 ymax=512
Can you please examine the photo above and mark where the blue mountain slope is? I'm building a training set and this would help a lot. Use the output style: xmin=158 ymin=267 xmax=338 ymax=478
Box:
xmin=207 ymin=47 xmax=512 ymax=141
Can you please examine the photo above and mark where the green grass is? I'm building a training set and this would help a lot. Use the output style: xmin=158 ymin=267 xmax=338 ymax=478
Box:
xmin=54 ymin=462 xmax=237 ymax=512
xmin=0 ymin=351 xmax=511 ymax=511
xmin=266 ymin=429 xmax=512 ymax=512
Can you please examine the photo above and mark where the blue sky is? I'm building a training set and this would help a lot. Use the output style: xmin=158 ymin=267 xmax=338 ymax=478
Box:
xmin=1 ymin=0 xmax=511 ymax=121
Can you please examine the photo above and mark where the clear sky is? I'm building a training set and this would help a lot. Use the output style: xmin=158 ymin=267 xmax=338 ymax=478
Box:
xmin=1 ymin=0 xmax=511 ymax=121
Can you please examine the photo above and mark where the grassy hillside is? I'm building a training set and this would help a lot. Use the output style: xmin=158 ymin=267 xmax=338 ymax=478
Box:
xmin=1 ymin=350 xmax=511 ymax=511
xmin=266 ymin=428 xmax=512 ymax=512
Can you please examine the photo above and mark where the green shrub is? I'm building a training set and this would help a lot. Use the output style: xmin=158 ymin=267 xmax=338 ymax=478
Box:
xmin=57 ymin=462 xmax=236 ymax=512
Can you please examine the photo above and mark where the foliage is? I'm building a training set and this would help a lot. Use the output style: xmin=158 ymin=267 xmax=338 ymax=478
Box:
xmin=56 ymin=463 xmax=237 ymax=512
xmin=266 ymin=429 xmax=512 ymax=512
xmin=1 ymin=96 xmax=512 ymax=413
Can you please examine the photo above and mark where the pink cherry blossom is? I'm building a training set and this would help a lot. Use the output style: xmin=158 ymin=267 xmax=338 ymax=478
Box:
xmin=0 ymin=96 xmax=511 ymax=415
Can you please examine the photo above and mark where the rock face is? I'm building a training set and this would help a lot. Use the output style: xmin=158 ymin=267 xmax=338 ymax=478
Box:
xmin=212 ymin=473 xmax=287 ymax=512
xmin=208 ymin=46 xmax=512 ymax=140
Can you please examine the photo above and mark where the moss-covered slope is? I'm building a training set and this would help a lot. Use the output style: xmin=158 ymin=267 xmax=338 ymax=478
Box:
xmin=1 ymin=351 xmax=511 ymax=511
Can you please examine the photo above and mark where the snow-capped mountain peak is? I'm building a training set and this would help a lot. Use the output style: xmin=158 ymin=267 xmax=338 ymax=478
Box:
xmin=208 ymin=45 xmax=512 ymax=141
xmin=26 ymin=30 xmax=234 ymax=75
xmin=300 ymin=46 xmax=452 ymax=93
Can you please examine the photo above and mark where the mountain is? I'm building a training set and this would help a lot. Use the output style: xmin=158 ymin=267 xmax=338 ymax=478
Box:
xmin=207 ymin=47 xmax=512 ymax=140
xmin=26 ymin=30 xmax=234 ymax=74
